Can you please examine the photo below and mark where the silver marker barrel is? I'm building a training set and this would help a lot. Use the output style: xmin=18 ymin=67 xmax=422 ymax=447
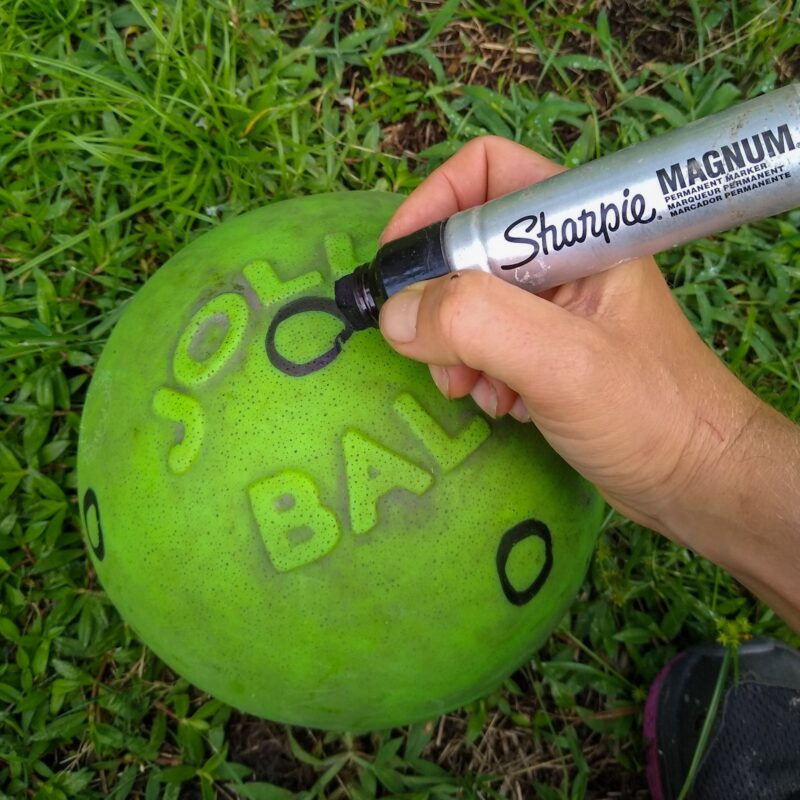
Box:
xmin=335 ymin=84 xmax=800 ymax=330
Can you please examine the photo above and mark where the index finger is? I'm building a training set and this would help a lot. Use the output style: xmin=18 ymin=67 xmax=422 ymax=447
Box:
xmin=380 ymin=135 xmax=566 ymax=244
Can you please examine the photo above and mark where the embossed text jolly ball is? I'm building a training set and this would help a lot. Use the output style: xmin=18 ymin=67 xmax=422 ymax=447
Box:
xmin=77 ymin=191 xmax=604 ymax=731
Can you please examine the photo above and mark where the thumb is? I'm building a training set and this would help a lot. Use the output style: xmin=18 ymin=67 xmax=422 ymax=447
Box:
xmin=379 ymin=271 xmax=604 ymax=409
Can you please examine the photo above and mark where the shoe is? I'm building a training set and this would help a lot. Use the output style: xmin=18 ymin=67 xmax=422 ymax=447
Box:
xmin=644 ymin=636 xmax=800 ymax=800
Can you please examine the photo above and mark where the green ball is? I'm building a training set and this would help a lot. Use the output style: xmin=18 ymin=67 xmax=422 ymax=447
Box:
xmin=78 ymin=191 xmax=603 ymax=731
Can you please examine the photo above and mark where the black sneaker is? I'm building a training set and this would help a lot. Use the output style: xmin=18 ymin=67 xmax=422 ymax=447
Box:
xmin=644 ymin=637 xmax=800 ymax=799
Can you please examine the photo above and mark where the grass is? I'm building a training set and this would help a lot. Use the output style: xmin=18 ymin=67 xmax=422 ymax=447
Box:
xmin=1 ymin=0 xmax=799 ymax=797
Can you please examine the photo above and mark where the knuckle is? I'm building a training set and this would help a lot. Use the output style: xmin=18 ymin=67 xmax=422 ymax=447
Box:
xmin=570 ymin=327 xmax=613 ymax=381
xmin=467 ymin=134 xmax=503 ymax=148
xmin=461 ymin=134 xmax=503 ymax=159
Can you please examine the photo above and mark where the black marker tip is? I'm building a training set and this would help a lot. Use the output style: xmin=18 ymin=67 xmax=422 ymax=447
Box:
xmin=334 ymin=220 xmax=450 ymax=333
xmin=334 ymin=264 xmax=379 ymax=331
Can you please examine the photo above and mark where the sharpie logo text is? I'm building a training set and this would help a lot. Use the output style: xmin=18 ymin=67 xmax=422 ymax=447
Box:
xmin=502 ymin=188 xmax=657 ymax=269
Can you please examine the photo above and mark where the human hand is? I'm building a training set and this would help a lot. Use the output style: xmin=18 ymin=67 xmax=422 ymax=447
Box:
xmin=378 ymin=136 xmax=800 ymax=631
xmin=377 ymin=136 xmax=760 ymax=537
xmin=380 ymin=137 xmax=800 ymax=631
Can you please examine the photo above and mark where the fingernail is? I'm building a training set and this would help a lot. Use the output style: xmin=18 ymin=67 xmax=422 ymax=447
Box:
xmin=471 ymin=377 xmax=497 ymax=418
xmin=379 ymin=284 xmax=424 ymax=344
xmin=430 ymin=365 xmax=450 ymax=398
xmin=509 ymin=397 xmax=530 ymax=423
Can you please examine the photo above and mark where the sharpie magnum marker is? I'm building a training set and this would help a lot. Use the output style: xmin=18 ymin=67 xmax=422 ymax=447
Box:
xmin=335 ymin=84 xmax=800 ymax=330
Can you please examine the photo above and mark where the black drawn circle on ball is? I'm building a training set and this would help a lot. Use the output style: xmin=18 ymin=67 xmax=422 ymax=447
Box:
xmin=265 ymin=296 xmax=355 ymax=377
xmin=496 ymin=519 xmax=553 ymax=606
xmin=83 ymin=488 xmax=105 ymax=561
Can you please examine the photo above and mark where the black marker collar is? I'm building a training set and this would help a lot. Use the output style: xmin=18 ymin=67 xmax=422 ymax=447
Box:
xmin=334 ymin=219 xmax=448 ymax=330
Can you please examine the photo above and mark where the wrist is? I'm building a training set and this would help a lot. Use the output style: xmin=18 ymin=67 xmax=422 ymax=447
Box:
xmin=655 ymin=389 xmax=762 ymax=553
xmin=656 ymin=394 xmax=800 ymax=629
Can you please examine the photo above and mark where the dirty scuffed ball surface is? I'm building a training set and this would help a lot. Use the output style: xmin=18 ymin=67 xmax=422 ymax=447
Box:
xmin=77 ymin=191 xmax=604 ymax=731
